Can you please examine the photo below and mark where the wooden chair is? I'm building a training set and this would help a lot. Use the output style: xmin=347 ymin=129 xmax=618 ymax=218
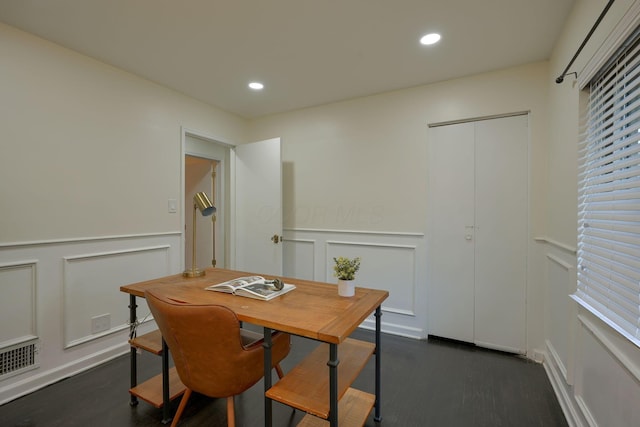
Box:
xmin=145 ymin=287 xmax=291 ymax=427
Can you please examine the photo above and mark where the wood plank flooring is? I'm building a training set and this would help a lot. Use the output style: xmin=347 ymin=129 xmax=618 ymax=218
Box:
xmin=0 ymin=329 xmax=568 ymax=427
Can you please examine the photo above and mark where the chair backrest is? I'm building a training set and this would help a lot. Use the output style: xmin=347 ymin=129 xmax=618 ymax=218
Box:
xmin=145 ymin=287 xmax=266 ymax=397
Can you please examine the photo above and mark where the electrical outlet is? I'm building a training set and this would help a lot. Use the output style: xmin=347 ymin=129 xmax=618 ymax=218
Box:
xmin=91 ymin=313 xmax=111 ymax=334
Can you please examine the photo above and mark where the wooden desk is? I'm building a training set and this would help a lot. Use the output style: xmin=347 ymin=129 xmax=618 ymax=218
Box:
xmin=120 ymin=268 xmax=388 ymax=426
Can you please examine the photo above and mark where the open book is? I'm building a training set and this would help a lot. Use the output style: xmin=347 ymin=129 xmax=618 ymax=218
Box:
xmin=205 ymin=276 xmax=296 ymax=301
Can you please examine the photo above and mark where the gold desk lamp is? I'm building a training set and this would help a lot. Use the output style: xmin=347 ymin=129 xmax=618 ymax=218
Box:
xmin=183 ymin=192 xmax=216 ymax=277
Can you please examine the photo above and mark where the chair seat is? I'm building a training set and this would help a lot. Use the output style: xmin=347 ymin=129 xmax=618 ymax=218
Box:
xmin=240 ymin=328 xmax=263 ymax=347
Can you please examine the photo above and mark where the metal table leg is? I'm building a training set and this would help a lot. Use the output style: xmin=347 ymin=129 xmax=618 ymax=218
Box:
xmin=328 ymin=343 xmax=339 ymax=427
xmin=263 ymin=328 xmax=273 ymax=427
xmin=161 ymin=339 xmax=171 ymax=424
xmin=128 ymin=295 xmax=138 ymax=407
xmin=374 ymin=306 xmax=383 ymax=422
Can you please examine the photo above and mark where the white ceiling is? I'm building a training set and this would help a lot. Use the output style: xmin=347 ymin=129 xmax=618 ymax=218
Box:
xmin=0 ymin=0 xmax=575 ymax=119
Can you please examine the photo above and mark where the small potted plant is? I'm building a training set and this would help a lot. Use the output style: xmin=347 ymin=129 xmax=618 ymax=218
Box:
xmin=333 ymin=256 xmax=361 ymax=297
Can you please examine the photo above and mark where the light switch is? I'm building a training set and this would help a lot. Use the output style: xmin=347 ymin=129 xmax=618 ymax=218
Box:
xmin=168 ymin=198 xmax=177 ymax=213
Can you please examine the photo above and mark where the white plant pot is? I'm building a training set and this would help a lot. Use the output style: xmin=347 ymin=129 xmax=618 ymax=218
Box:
xmin=337 ymin=279 xmax=355 ymax=297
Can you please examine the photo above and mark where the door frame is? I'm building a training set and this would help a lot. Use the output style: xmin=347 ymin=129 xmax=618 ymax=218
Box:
xmin=180 ymin=127 xmax=234 ymax=271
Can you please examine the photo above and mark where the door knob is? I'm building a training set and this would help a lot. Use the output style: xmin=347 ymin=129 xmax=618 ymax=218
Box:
xmin=271 ymin=234 xmax=282 ymax=244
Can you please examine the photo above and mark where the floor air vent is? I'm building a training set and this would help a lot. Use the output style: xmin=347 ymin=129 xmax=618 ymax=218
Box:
xmin=0 ymin=340 xmax=39 ymax=379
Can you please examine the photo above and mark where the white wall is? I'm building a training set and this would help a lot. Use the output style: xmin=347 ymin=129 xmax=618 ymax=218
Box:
xmin=0 ymin=23 xmax=247 ymax=243
xmin=0 ymin=23 xmax=247 ymax=404
xmin=248 ymin=61 xmax=550 ymax=355
xmin=544 ymin=1 xmax=640 ymax=426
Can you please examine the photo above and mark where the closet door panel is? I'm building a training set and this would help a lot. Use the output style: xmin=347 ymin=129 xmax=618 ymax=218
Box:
xmin=427 ymin=123 xmax=475 ymax=343
xmin=474 ymin=115 xmax=528 ymax=353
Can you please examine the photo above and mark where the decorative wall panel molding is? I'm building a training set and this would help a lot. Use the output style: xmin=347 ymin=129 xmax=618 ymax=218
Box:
xmin=283 ymin=228 xmax=427 ymax=339
xmin=63 ymin=245 xmax=171 ymax=348
xmin=283 ymin=238 xmax=315 ymax=281
xmin=0 ymin=261 xmax=37 ymax=349
xmin=546 ymin=253 xmax=574 ymax=383
xmin=326 ymin=240 xmax=417 ymax=316
xmin=573 ymin=311 xmax=640 ymax=427
xmin=0 ymin=233 xmax=180 ymax=405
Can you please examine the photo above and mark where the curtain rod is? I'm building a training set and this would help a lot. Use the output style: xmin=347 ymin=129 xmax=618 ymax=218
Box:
xmin=556 ymin=0 xmax=616 ymax=84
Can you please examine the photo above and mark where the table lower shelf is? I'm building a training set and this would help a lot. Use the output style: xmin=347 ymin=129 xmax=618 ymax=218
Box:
xmin=129 ymin=366 xmax=186 ymax=408
xmin=266 ymin=337 xmax=375 ymax=419
xmin=129 ymin=329 xmax=163 ymax=355
xmin=297 ymin=388 xmax=375 ymax=427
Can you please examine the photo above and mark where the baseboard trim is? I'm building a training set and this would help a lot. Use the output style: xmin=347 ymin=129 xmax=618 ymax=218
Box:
xmin=0 ymin=342 xmax=129 ymax=406
xmin=543 ymin=344 xmax=583 ymax=427
xmin=360 ymin=318 xmax=425 ymax=340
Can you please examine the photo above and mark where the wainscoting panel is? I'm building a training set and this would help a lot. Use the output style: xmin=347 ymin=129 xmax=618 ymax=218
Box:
xmin=283 ymin=238 xmax=315 ymax=281
xmin=63 ymin=245 xmax=171 ymax=348
xmin=0 ymin=232 xmax=180 ymax=405
xmin=546 ymin=253 xmax=573 ymax=383
xmin=326 ymin=240 xmax=416 ymax=315
xmin=0 ymin=261 xmax=37 ymax=348
xmin=283 ymin=228 xmax=427 ymax=338
xmin=574 ymin=312 xmax=640 ymax=427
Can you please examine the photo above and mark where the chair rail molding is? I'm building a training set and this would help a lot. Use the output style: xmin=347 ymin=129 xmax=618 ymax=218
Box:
xmin=0 ymin=231 xmax=182 ymax=248
xmin=535 ymin=236 xmax=577 ymax=255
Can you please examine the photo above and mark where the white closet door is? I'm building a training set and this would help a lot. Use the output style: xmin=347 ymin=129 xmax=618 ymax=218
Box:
xmin=428 ymin=122 xmax=476 ymax=343
xmin=474 ymin=116 xmax=527 ymax=353
xmin=428 ymin=115 xmax=527 ymax=354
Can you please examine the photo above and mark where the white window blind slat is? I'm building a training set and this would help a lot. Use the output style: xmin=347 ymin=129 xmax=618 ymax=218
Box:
xmin=578 ymin=248 xmax=640 ymax=282
xmin=582 ymin=261 xmax=640 ymax=300
xmin=581 ymin=217 xmax=640 ymax=235
xmin=582 ymin=214 xmax=640 ymax=231
xmin=583 ymin=173 xmax=640 ymax=193
xmin=587 ymin=95 xmax=640 ymax=140
xmin=589 ymin=45 xmax=640 ymax=115
xmin=590 ymin=39 xmax=640 ymax=96
xmin=580 ymin=234 xmax=640 ymax=265
xmin=577 ymin=28 xmax=640 ymax=347
xmin=583 ymin=140 xmax=640 ymax=175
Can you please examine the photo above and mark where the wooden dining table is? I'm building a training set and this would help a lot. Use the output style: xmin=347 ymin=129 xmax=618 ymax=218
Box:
xmin=120 ymin=268 xmax=389 ymax=427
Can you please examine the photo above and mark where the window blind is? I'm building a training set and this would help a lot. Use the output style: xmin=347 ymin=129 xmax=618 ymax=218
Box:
xmin=575 ymin=29 xmax=640 ymax=347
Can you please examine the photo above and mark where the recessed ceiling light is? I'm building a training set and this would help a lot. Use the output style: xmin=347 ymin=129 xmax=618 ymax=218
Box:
xmin=248 ymin=82 xmax=264 ymax=90
xmin=420 ymin=33 xmax=441 ymax=45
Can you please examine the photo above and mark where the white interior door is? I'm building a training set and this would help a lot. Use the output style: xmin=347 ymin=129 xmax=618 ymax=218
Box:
xmin=233 ymin=138 xmax=283 ymax=275
xmin=428 ymin=122 xmax=476 ymax=343
xmin=428 ymin=115 xmax=528 ymax=353
xmin=474 ymin=116 xmax=527 ymax=352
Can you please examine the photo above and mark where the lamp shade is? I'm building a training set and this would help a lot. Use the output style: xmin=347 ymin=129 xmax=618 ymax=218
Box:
xmin=193 ymin=192 xmax=216 ymax=216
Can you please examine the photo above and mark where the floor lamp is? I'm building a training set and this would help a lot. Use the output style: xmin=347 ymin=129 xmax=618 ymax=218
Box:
xmin=183 ymin=191 xmax=216 ymax=277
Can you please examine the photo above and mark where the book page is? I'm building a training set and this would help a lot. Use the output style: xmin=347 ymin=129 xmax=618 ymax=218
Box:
xmin=205 ymin=276 xmax=264 ymax=292
xmin=237 ymin=283 xmax=296 ymax=300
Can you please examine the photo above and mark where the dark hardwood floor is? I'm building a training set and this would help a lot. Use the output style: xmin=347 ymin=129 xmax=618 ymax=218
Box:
xmin=0 ymin=329 xmax=568 ymax=427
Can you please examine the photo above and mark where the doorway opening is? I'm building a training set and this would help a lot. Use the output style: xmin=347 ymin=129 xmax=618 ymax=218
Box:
xmin=183 ymin=130 xmax=232 ymax=272
xmin=185 ymin=155 xmax=219 ymax=270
